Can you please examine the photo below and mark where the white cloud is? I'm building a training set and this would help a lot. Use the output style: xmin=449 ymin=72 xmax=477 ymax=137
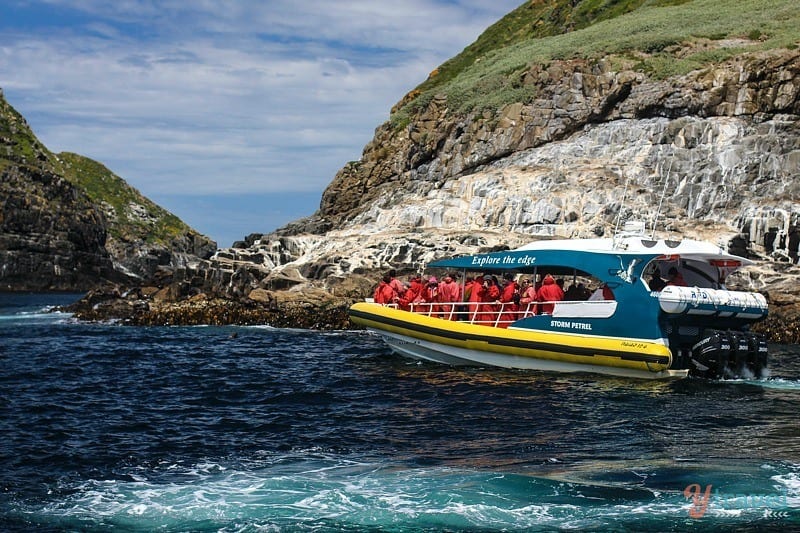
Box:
xmin=0 ymin=0 xmax=523 ymax=241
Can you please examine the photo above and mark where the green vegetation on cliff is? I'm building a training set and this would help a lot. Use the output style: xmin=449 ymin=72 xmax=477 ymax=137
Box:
xmin=392 ymin=0 xmax=800 ymax=127
xmin=0 ymin=91 xmax=58 ymax=174
xmin=1 ymin=90 xmax=197 ymax=249
xmin=58 ymin=152 xmax=191 ymax=245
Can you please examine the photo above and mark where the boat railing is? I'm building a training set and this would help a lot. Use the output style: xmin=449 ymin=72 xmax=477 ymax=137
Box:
xmin=377 ymin=299 xmax=617 ymax=327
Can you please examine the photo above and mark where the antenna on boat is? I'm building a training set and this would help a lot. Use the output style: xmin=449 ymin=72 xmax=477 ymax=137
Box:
xmin=612 ymin=175 xmax=631 ymax=248
xmin=651 ymin=159 xmax=673 ymax=239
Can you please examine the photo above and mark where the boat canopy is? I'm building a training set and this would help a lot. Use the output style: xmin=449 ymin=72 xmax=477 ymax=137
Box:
xmin=428 ymin=248 xmax=656 ymax=278
xmin=429 ymin=237 xmax=751 ymax=273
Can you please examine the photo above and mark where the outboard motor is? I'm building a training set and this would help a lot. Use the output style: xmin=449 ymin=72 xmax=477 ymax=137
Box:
xmin=746 ymin=332 xmax=769 ymax=377
xmin=689 ymin=330 xmax=730 ymax=379
xmin=728 ymin=331 xmax=751 ymax=377
xmin=689 ymin=329 xmax=768 ymax=379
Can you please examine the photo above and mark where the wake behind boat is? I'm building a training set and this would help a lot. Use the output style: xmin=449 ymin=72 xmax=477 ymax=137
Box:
xmin=350 ymin=226 xmax=769 ymax=380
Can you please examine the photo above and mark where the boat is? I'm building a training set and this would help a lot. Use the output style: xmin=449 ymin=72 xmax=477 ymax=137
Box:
xmin=349 ymin=226 xmax=769 ymax=380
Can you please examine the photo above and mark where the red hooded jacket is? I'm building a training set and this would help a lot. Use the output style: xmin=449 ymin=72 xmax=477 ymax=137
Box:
xmin=536 ymin=274 xmax=564 ymax=314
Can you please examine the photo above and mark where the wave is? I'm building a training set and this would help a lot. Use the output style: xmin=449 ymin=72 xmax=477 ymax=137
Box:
xmin=12 ymin=458 xmax=800 ymax=531
xmin=718 ymin=376 xmax=800 ymax=391
xmin=0 ymin=309 xmax=73 ymax=321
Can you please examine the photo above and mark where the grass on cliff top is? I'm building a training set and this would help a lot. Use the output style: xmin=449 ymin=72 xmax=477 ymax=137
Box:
xmin=59 ymin=152 xmax=191 ymax=245
xmin=392 ymin=0 xmax=800 ymax=127
xmin=0 ymin=93 xmax=59 ymax=172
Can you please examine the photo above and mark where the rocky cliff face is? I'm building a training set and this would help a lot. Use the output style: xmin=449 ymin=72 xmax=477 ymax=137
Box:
xmin=203 ymin=48 xmax=799 ymax=302
xmin=0 ymin=90 xmax=216 ymax=290
xmin=57 ymin=152 xmax=217 ymax=280
xmin=318 ymin=49 xmax=800 ymax=234
xmin=0 ymin=163 xmax=119 ymax=291
xmin=0 ymin=92 xmax=120 ymax=290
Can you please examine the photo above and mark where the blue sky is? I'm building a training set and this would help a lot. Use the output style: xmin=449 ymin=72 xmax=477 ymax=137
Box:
xmin=0 ymin=1 xmax=522 ymax=247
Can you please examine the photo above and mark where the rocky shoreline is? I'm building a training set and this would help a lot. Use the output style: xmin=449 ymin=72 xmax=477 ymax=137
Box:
xmin=63 ymin=283 xmax=800 ymax=345
xmin=65 ymin=284 xmax=357 ymax=330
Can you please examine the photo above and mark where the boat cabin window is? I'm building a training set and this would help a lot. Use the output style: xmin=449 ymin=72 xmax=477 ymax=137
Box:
xmin=643 ymin=259 xmax=725 ymax=291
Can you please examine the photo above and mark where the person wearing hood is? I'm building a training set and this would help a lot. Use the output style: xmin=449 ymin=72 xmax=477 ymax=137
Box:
xmin=498 ymin=272 xmax=520 ymax=327
xmin=467 ymin=275 xmax=485 ymax=323
xmin=478 ymin=275 xmax=501 ymax=325
xmin=536 ymin=274 xmax=564 ymax=314
xmin=399 ymin=273 xmax=424 ymax=310
xmin=388 ymin=269 xmax=406 ymax=299
xmin=420 ymin=276 xmax=441 ymax=317
xmin=373 ymin=274 xmax=398 ymax=305
xmin=438 ymin=273 xmax=461 ymax=320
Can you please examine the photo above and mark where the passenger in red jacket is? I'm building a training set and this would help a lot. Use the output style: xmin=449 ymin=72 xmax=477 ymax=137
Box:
xmin=467 ymin=276 xmax=484 ymax=323
xmin=666 ymin=267 xmax=688 ymax=287
xmin=388 ymin=269 xmax=406 ymax=299
xmin=478 ymin=275 xmax=501 ymax=326
xmin=373 ymin=274 xmax=398 ymax=305
xmin=498 ymin=273 xmax=520 ymax=327
xmin=417 ymin=276 xmax=441 ymax=317
xmin=438 ymin=273 xmax=461 ymax=320
xmin=519 ymin=278 xmax=538 ymax=316
xmin=398 ymin=274 xmax=424 ymax=310
xmin=536 ymin=274 xmax=564 ymax=315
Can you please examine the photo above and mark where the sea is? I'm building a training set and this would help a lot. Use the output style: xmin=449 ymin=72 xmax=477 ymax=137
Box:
xmin=1 ymin=292 xmax=800 ymax=532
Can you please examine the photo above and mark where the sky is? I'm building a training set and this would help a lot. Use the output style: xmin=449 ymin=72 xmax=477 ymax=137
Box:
xmin=0 ymin=0 xmax=523 ymax=247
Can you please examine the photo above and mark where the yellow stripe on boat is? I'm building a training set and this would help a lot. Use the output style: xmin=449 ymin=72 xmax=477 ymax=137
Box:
xmin=350 ymin=302 xmax=672 ymax=373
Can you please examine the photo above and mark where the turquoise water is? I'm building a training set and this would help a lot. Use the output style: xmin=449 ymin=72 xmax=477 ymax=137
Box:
xmin=1 ymin=293 xmax=799 ymax=531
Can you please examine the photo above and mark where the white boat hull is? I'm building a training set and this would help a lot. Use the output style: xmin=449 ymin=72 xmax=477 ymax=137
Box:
xmin=371 ymin=328 xmax=688 ymax=380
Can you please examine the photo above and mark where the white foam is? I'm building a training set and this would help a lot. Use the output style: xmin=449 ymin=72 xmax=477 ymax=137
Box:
xmin=30 ymin=460 xmax=800 ymax=530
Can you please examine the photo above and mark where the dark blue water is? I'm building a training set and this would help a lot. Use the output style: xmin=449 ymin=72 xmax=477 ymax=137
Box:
xmin=1 ymin=293 xmax=800 ymax=531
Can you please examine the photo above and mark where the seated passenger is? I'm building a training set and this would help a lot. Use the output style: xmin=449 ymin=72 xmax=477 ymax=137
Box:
xmin=648 ymin=267 xmax=667 ymax=291
xmin=564 ymin=283 xmax=581 ymax=301
xmin=589 ymin=283 xmax=615 ymax=301
xmin=666 ymin=267 xmax=688 ymax=287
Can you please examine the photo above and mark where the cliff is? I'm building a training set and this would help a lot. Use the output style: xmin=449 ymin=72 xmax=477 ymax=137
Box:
xmin=66 ymin=0 xmax=800 ymax=341
xmin=0 ymin=90 xmax=216 ymax=290
xmin=215 ymin=1 xmax=800 ymax=291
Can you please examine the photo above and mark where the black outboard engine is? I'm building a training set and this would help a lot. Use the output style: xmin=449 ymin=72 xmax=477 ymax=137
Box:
xmin=728 ymin=331 xmax=750 ymax=377
xmin=746 ymin=332 xmax=769 ymax=377
xmin=689 ymin=329 xmax=768 ymax=379
xmin=689 ymin=330 xmax=730 ymax=379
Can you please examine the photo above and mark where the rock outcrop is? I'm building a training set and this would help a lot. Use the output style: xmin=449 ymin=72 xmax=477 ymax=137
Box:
xmin=317 ymin=49 xmax=800 ymax=236
xmin=57 ymin=152 xmax=217 ymax=280
xmin=0 ymin=89 xmax=215 ymax=290
xmin=0 ymin=93 xmax=121 ymax=290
